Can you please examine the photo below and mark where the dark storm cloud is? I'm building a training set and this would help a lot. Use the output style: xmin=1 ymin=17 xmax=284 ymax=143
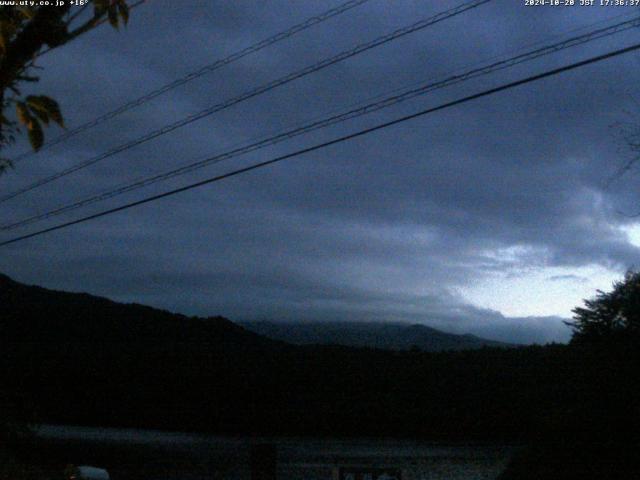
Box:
xmin=2 ymin=0 xmax=640 ymax=344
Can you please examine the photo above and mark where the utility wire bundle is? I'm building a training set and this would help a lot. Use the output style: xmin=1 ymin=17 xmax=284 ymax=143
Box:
xmin=2 ymin=0 xmax=638 ymax=246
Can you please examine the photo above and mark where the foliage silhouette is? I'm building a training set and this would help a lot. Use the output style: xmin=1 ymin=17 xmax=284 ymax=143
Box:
xmin=0 ymin=1 xmax=130 ymax=173
xmin=500 ymin=272 xmax=640 ymax=479
xmin=566 ymin=270 xmax=640 ymax=345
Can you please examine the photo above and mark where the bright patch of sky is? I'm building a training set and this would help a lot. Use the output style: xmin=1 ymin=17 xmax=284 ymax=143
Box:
xmin=457 ymin=246 xmax=622 ymax=318
xmin=621 ymin=223 xmax=640 ymax=250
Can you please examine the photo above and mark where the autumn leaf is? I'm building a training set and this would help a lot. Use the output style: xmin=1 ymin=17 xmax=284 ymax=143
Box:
xmin=27 ymin=119 xmax=44 ymax=151
xmin=26 ymin=95 xmax=64 ymax=128
xmin=93 ymin=0 xmax=110 ymax=14
xmin=117 ymin=0 xmax=129 ymax=25
xmin=15 ymin=102 xmax=31 ymax=126
xmin=16 ymin=6 xmax=36 ymax=19
xmin=107 ymin=5 xmax=119 ymax=29
xmin=0 ymin=20 xmax=17 ymax=56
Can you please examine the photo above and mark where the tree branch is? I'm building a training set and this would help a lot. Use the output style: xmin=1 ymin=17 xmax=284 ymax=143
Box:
xmin=65 ymin=11 xmax=106 ymax=43
xmin=0 ymin=6 xmax=71 ymax=91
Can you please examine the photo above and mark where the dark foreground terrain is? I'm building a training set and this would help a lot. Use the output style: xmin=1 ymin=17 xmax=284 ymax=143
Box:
xmin=2 ymin=273 xmax=639 ymax=478
xmin=0 ymin=273 xmax=567 ymax=440
xmin=10 ymin=427 xmax=515 ymax=480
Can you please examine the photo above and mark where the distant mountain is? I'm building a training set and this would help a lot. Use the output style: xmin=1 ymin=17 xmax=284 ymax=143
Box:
xmin=0 ymin=272 xmax=510 ymax=351
xmin=0 ymin=273 xmax=278 ymax=350
xmin=239 ymin=320 xmax=515 ymax=351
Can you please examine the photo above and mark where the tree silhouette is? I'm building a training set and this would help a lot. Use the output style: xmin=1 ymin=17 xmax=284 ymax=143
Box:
xmin=566 ymin=270 xmax=640 ymax=344
xmin=0 ymin=0 xmax=133 ymax=457
xmin=0 ymin=1 xmax=131 ymax=173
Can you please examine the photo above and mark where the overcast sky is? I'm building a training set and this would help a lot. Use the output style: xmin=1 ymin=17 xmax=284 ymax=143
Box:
xmin=3 ymin=0 xmax=640 ymax=344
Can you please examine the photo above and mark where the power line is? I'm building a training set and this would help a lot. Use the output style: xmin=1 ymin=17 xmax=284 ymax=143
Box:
xmin=15 ymin=0 xmax=372 ymax=161
xmin=0 ymin=0 xmax=491 ymax=204
xmin=2 ymin=41 xmax=639 ymax=248
xmin=4 ymin=14 xmax=636 ymax=229
xmin=4 ymin=14 xmax=638 ymax=231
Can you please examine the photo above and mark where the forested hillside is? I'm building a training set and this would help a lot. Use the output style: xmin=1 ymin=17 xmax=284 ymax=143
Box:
xmin=1 ymin=273 xmax=638 ymax=451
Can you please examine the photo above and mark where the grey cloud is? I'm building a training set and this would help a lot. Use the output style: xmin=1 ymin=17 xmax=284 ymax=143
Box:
xmin=2 ymin=0 xmax=639 ymax=344
xmin=548 ymin=274 xmax=589 ymax=282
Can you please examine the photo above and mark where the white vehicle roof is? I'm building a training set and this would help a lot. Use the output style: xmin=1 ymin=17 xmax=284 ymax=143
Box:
xmin=76 ymin=466 xmax=110 ymax=480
